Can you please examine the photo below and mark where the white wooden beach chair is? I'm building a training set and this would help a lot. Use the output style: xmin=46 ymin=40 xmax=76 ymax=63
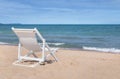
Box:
xmin=12 ymin=27 xmax=58 ymax=67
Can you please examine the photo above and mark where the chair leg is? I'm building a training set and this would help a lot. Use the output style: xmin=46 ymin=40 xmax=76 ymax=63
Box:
xmin=51 ymin=53 xmax=58 ymax=62
xmin=46 ymin=52 xmax=58 ymax=62
xmin=32 ymin=53 xmax=38 ymax=58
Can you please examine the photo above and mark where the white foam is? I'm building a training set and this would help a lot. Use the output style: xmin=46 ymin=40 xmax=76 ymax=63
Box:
xmin=83 ymin=46 xmax=120 ymax=53
xmin=0 ymin=42 xmax=9 ymax=45
xmin=48 ymin=43 xmax=65 ymax=46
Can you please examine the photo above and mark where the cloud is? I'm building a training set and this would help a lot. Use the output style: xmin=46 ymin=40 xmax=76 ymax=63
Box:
xmin=0 ymin=0 xmax=33 ymax=15
xmin=40 ymin=7 xmax=76 ymax=12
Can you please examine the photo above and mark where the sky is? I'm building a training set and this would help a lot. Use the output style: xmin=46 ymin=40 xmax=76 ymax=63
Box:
xmin=0 ymin=0 xmax=120 ymax=24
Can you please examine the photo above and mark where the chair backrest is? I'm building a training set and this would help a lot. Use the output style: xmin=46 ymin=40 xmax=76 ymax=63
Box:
xmin=12 ymin=28 xmax=41 ymax=52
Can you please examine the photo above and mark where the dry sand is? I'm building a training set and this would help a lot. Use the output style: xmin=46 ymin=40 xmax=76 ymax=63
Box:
xmin=0 ymin=45 xmax=120 ymax=79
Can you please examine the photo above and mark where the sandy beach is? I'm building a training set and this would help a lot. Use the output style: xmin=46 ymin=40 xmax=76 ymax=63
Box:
xmin=0 ymin=45 xmax=120 ymax=79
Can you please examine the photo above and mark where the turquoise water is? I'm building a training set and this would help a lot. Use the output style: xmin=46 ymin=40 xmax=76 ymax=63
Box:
xmin=0 ymin=24 xmax=120 ymax=53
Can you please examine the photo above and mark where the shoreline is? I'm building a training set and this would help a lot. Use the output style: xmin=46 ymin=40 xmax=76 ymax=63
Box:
xmin=0 ymin=44 xmax=120 ymax=54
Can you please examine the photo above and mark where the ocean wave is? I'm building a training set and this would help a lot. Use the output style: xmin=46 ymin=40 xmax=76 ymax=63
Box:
xmin=0 ymin=42 xmax=10 ymax=45
xmin=47 ymin=43 xmax=65 ymax=46
xmin=39 ymin=42 xmax=65 ymax=46
xmin=83 ymin=46 xmax=120 ymax=53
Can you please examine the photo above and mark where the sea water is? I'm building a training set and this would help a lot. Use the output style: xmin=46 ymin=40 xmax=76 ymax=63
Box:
xmin=0 ymin=24 xmax=120 ymax=53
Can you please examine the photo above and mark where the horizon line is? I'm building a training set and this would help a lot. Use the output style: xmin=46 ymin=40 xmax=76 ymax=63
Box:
xmin=0 ymin=23 xmax=120 ymax=25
